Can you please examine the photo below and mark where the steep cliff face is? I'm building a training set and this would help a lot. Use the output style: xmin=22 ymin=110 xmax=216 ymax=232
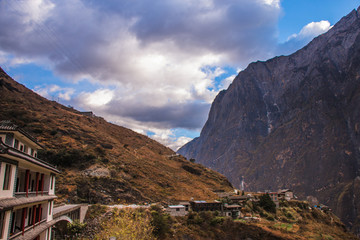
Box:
xmin=179 ymin=7 xmax=360 ymax=234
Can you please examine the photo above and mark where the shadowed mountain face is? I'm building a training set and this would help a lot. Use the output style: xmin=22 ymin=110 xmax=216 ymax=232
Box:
xmin=0 ymin=67 xmax=233 ymax=205
xmin=179 ymin=7 xmax=360 ymax=234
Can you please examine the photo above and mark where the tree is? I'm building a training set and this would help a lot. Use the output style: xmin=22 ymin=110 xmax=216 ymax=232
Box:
xmin=259 ymin=194 xmax=276 ymax=213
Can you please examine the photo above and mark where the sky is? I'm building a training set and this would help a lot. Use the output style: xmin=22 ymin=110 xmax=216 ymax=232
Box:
xmin=0 ymin=0 xmax=359 ymax=150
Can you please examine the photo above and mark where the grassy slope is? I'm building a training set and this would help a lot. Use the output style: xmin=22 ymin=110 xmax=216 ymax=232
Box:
xmin=0 ymin=67 xmax=233 ymax=204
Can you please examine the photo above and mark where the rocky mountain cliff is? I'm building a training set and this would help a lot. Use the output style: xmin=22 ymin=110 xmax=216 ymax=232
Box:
xmin=179 ymin=7 xmax=360 ymax=234
xmin=0 ymin=67 xmax=233 ymax=204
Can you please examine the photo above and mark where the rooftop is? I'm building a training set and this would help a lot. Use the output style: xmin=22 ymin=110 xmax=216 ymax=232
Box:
xmin=0 ymin=120 xmax=42 ymax=148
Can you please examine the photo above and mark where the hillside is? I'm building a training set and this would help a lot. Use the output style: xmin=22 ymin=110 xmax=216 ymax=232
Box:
xmin=178 ymin=6 xmax=360 ymax=235
xmin=75 ymin=200 xmax=358 ymax=240
xmin=0 ymin=67 xmax=233 ymax=204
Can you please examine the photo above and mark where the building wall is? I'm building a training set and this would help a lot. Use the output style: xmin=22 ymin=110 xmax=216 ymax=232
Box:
xmin=48 ymin=175 xmax=55 ymax=195
xmin=1 ymin=132 xmax=39 ymax=158
xmin=47 ymin=201 xmax=53 ymax=222
xmin=0 ymin=161 xmax=17 ymax=198
xmin=0 ymin=210 xmax=11 ymax=240
xmin=166 ymin=208 xmax=187 ymax=216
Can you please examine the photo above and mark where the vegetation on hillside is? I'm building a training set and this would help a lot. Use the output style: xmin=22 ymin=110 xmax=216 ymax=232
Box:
xmin=66 ymin=200 xmax=358 ymax=240
xmin=0 ymin=68 xmax=233 ymax=204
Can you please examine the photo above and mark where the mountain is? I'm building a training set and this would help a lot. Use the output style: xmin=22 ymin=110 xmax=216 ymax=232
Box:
xmin=178 ymin=7 xmax=360 ymax=234
xmin=0 ymin=67 xmax=233 ymax=204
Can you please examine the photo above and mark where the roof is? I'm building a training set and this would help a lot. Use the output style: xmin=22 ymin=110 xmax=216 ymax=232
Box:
xmin=168 ymin=205 xmax=185 ymax=209
xmin=229 ymin=195 xmax=248 ymax=200
xmin=192 ymin=200 xmax=221 ymax=204
xmin=0 ymin=120 xmax=43 ymax=148
xmin=279 ymin=189 xmax=292 ymax=193
xmin=0 ymin=141 xmax=60 ymax=174
xmin=0 ymin=195 xmax=57 ymax=210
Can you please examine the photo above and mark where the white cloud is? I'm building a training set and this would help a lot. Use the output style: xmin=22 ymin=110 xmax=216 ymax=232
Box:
xmin=0 ymin=0 xmax=283 ymax=149
xmin=79 ymin=89 xmax=114 ymax=107
xmin=34 ymin=84 xmax=75 ymax=101
xmin=278 ymin=20 xmax=332 ymax=55
xmin=288 ymin=20 xmax=331 ymax=41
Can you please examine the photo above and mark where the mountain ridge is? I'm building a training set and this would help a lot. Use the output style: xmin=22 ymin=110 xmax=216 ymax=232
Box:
xmin=178 ymin=6 xmax=360 ymax=235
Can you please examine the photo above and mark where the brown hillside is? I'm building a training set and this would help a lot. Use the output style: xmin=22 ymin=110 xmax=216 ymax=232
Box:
xmin=0 ymin=67 xmax=233 ymax=204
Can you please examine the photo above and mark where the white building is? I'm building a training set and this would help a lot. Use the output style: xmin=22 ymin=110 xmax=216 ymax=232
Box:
xmin=165 ymin=205 xmax=187 ymax=217
xmin=0 ymin=120 xmax=59 ymax=240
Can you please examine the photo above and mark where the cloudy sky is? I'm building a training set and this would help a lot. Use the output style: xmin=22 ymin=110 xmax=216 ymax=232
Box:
xmin=0 ymin=0 xmax=359 ymax=150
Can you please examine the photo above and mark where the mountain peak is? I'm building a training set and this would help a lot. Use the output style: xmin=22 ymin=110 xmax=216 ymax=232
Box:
xmin=179 ymin=7 xmax=360 ymax=235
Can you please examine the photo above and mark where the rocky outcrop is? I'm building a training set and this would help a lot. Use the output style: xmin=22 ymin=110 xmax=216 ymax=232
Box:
xmin=179 ymin=7 xmax=360 ymax=234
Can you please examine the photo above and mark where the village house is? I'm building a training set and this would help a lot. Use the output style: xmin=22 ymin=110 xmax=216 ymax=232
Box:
xmin=179 ymin=202 xmax=190 ymax=212
xmin=190 ymin=200 xmax=223 ymax=212
xmin=0 ymin=120 xmax=59 ymax=240
xmin=223 ymin=204 xmax=242 ymax=218
xmin=165 ymin=205 xmax=187 ymax=217
xmin=228 ymin=195 xmax=251 ymax=204
xmin=278 ymin=189 xmax=294 ymax=201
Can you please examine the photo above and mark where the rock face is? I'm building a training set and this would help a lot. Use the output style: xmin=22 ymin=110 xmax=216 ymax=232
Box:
xmin=179 ymin=7 xmax=360 ymax=234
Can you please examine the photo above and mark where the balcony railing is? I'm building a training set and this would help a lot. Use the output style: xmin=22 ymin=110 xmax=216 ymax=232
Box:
xmin=8 ymin=218 xmax=47 ymax=240
xmin=14 ymin=191 xmax=49 ymax=197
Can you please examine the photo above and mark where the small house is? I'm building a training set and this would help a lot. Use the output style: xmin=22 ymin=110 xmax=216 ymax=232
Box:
xmin=165 ymin=205 xmax=187 ymax=217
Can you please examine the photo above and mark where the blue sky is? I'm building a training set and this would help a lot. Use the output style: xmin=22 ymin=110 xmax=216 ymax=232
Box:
xmin=0 ymin=0 xmax=359 ymax=150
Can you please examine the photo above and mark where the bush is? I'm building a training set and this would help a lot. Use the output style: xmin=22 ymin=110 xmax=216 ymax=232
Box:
xmin=210 ymin=216 xmax=224 ymax=226
xmin=85 ymin=204 xmax=108 ymax=220
xmin=150 ymin=208 xmax=171 ymax=237
xmin=95 ymin=208 xmax=155 ymax=240
xmin=38 ymin=149 xmax=96 ymax=169
xmin=182 ymin=164 xmax=201 ymax=175
xmin=187 ymin=211 xmax=204 ymax=225
xmin=67 ymin=220 xmax=87 ymax=238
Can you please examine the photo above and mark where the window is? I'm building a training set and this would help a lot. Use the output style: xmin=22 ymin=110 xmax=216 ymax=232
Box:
xmin=176 ymin=208 xmax=180 ymax=211
xmin=3 ymin=164 xmax=12 ymax=190
xmin=20 ymin=145 xmax=23 ymax=152
xmin=30 ymin=149 xmax=34 ymax=156
xmin=23 ymin=145 xmax=27 ymax=153
xmin=14 ymin=139 xmax=19 ymax=149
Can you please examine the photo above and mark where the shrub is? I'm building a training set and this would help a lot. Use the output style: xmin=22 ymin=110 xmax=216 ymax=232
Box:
xmin=182 ymin=164 xmax=201 ymax=175
xmin=187 ymin=211 xmax=204 ymax=225
xmin=67 ymin=220 xmax=87 ymax=236
xmin=85 ymin=204 xmax=108 ymax=220
xmin=210 ymin=216 xmax=224 ymax=226
xmin=38 ymin=149 xmax=96 ymax=169
xmin=95 ymin=208 xmax=155 ymax=240
xmin=150 ymin=209 xmax=171 ymax=237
